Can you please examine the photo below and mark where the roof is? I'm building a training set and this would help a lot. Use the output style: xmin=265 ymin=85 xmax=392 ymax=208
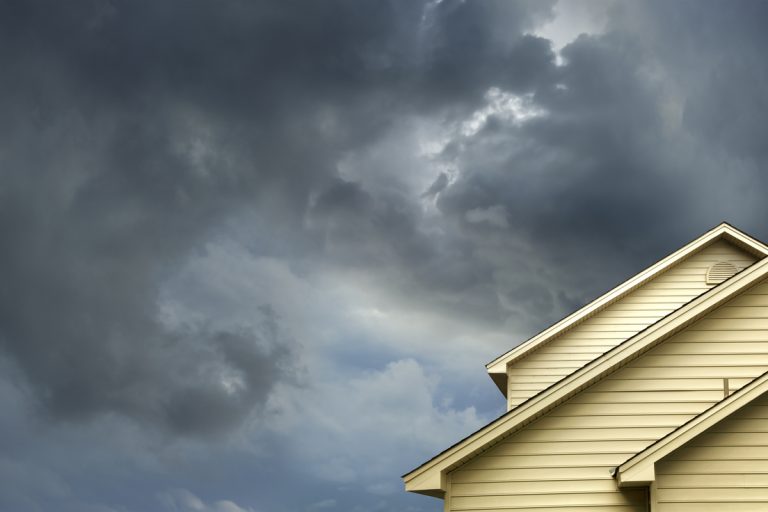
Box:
xmin=404 ymin=226 xmax=768 ymax=496
xmin=485 ymin=222 xmax=768 ymax=394
xmin=616 ymin=367 xmax=768 ymax=487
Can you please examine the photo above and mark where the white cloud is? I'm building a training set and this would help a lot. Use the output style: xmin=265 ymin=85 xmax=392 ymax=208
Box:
xmin=158 ymin=488 xmax=256 ymax=512
xmin=465 ymin=205 xmax=510 ymax=229
xmin=534 ymin=0 xmax=614 ymax=54
xmin=306 ymin=498 xmax=337 ymax=511
xmin=161 ymin=241 xmax=512 ymax=378
xmin=268 ymin=358 xmax=484 ymax=492
xmin=461 ymin=88 xmax=545 ymax=137
xmin=159 ymin=239 xmax=506 ymax=499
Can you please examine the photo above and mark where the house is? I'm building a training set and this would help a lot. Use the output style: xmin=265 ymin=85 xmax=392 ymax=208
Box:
xmin=403 ymin=222 xmax=768 ymax=511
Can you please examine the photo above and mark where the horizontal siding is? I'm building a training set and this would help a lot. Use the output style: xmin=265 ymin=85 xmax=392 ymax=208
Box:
xmin=655 ymin=394 xmax=768 ymax=512
xmin=450 ymin=274 xmax=768 ymax=512
xmin=450 ymin=490 xmax=647 ymax=510
xmin=452 ymin=479 xmax=622 ymax=495
xmin=507 ymin=240 xmax=758 ymax=410
xmin=452 ymin=466 xmax=616 ymax=483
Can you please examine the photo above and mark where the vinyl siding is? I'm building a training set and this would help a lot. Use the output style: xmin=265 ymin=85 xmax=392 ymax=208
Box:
xmin=448 ymin=276 xmax=768 ymax=512
xmin=655 ymin=393 xmax=768 ymax=511
xmin=507 ymin=240 xmax=757 ymax=410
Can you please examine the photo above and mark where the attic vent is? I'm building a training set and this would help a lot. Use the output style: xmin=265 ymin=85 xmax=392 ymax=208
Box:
xmin=706 ymin=261 xmax=738 ymax=285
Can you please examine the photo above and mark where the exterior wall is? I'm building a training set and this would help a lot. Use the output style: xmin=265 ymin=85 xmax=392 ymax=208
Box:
xmin=448 ymin=276 xmax=768 ymax=512
xmin=507 ymin=240 xmax=758 ymax=410
xmin=655 ymin=393 xmax=768 ymax=511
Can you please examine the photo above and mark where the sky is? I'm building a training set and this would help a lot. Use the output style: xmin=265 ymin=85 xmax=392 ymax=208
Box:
xmin=3 ymin=1 xmax=768 ymax=511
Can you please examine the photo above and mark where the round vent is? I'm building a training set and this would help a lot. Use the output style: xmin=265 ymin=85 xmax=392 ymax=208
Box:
xmin=706 ymin=261 xmax=738 ymax=285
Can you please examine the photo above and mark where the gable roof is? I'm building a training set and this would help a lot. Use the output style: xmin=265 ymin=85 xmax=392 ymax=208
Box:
xmin=616 ymin=367 xmax=768 ymax=487
xmin=485 ymin=223 xmax=768 ymax=394
xmin=404 ymin=228 xmax=768 ymax=496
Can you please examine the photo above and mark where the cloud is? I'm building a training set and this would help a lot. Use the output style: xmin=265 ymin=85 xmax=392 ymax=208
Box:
xmin=421 ymin=172 xmax=449 ymax=199
xmin=269 ymin=358 xmax=484 ymax=495
xmin=0 ymin=456 xmax=72 ymax=511
xmin=158 ymin=489 xmax=255 ymax=512
xmin=465 ymin=205 xmax=510 ymax=228
xmin=306 ymin=499 xmax=337 ymax=511
xmin=6 ymin=1 xmax=768 ymax=511
xmin=0 ymin=0 xmax=559 ymax=437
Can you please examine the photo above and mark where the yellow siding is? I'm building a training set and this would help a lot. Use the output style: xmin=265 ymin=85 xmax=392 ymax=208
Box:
xmin=655 ymin=393 xmax=768 ymax=512
xmin=449 ymin=276 xmax=768 ymax=512
xmin=507 ymin=240 xmax=757 ymax=409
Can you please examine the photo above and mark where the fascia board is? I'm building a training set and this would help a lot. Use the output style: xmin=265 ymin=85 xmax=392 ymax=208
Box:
xmin=719 ymin=223 xmax=768 ymax=256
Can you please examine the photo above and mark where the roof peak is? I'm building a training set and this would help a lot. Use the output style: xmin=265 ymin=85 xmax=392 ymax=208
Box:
xmin=485 ymin=222 xmax=768 ymax=392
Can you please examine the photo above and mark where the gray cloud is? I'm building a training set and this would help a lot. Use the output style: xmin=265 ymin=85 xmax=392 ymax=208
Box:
xmin=158 ymin=488 xmax=255 ymax=512
xmin=0 ymin=0 xmax=559 ymax=437
xmin=6 ymin=1 xmax=768 ymax=511
xmin=421 ymin=172 xmax=449 ymax=199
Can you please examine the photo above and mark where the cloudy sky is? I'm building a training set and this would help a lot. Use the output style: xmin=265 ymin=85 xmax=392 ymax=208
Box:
xmin=3 ymin=1 xmax=768 ymax=510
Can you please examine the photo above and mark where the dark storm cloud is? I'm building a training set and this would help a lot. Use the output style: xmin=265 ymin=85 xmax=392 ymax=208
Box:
xmin=421 ymin=172 xmax=449 ymax=199
xmin=418 ymin=2 xmax=557 ymax=105
xmin=3 ymin=0 xmax=767 ymax=465
xmin=6 ymin=0 xmax=768 ymax=511
xmin=615 ymin=1 xmax=768 ymax=162
xmin=309 ymin=177 xmax=433 ymax=268
xmin=423 ymin=2 xmax=768 ymax=332
xmin=438 ymin=33 xmax=673 ymax=240
xmin=422 ymin=34 xmax=679 ymax=328
xmin=0 ymin=0 xmax=561 ymax=435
